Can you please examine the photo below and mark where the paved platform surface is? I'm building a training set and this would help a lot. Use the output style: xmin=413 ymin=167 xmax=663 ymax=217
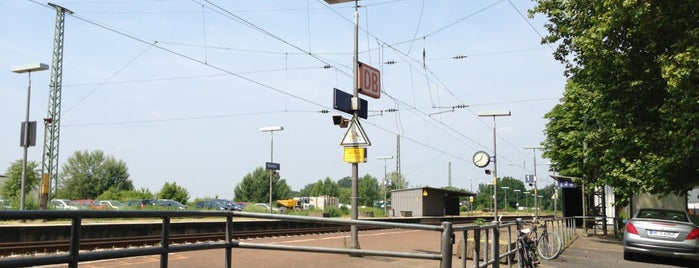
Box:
xmin=38 ymin=228 xmax=694 ymax=267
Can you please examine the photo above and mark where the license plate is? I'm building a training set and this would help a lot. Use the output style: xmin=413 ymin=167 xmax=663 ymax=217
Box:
xmin=647 ymin=230 xmax=679 ymax=238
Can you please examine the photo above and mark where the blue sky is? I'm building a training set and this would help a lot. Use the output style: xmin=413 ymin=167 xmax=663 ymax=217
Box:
xmin=1 ymin=0 xmax=565 ymax=200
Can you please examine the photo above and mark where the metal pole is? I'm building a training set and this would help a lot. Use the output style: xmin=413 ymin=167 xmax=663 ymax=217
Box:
xmin=269 ymin=131 xmax=274 ymax=213
xmin=350 ymin=0 xmax=360 ymax=250
xmin=383 ymin=159 xmax=387 ymax=216
xmin=533 ymin=149 xmax=538 ymax=219
xmin=440 ymin=222 xmax=454 ymax=268
xmin=492 ymin=116 xmax=498 ymax=221
xmin=20 ymin=71 xmax=32 ymax=211
xmin=525 ymin=146 xmax=543 ymax=220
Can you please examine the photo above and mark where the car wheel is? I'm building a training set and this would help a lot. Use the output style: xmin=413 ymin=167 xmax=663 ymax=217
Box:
xmin=623 ymin=251 xmax=634 ymax=261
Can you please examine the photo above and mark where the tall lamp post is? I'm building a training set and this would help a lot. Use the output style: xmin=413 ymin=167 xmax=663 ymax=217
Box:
xmin=12 ymin=63 xmax=49 ymax=211
xmin=261 ymin=126 xmax=284 ymax=213
xmin=501 ymin=186 xmax=509 ymax=211
xmin=378 ymin=156 xmax=393 ymax=216
xmin=513 ymin=189 xmax=521 ymax=210
xmin=479 ymin=111 xmax=511 ymax=221
xmin=524 ymin=146 xmax=544 ymax=220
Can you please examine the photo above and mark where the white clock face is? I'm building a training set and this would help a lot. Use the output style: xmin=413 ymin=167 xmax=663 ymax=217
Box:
xmin=473 ymin=151 xmax=490 ymax=168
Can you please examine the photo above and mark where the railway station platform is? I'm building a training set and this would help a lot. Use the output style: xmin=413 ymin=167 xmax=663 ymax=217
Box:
xmin=37 ymin=228 xmax=692 ymax=268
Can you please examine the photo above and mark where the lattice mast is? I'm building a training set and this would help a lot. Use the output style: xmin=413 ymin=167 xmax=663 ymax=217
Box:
xmin=40 ymin=3 xmax=72 ymax=208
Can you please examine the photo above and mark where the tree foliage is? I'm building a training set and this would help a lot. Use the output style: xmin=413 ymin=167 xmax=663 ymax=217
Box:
xmin=532 ymin=0 xmax=699 ymax=204
xmin=310 ymin=177 xmax=340 ymax=197
xmin=473 ymin=177 xmax=526 ymax=211
xmin=57 ymin=150 xmax=133 ymax=199
xmin=97 ymin=187 xmax=154 ymax=201
xmin=387 ymin=171 xmax=409 ymax=190
xmin=1 ymin=160 xmax=40 ymax=207
xmin=358 ymin=174 xmax=381 ymax=207
xmin=158 ymin=182 xmax=190 ymax=204
xmin=233 ymin=167 xmax=291 ymax=203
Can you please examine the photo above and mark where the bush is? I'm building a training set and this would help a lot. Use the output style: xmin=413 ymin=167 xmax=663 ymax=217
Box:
xmin=325 ymin=207 xmax=346 ymax=217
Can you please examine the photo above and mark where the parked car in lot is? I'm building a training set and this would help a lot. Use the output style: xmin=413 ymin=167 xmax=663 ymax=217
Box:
xmin=252 ymin=203 xmax=278 ymax=212
xmin=194 ymin=200 xmax=227 ymax=210
xmin=154 ymin=199 xmax=187 ymax=210
xmin=214 ymin=199 xmax=243 ymax=211
xmin=72 ymin=199 xmax=106 ymax=210
xmin=624 ymin=208 xmax=699 ymax=261
xmin=98 ymin=200 xmax=125 ymax=210
xmin=50 ymin=199 xmax=78 ymax=210
xmin=127 ymin=199 xmax=156 ymax=208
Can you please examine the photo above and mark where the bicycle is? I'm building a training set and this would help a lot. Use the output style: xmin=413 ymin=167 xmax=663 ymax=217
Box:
xmin=532 ymin=219 xmax=562 ymax=259
xmin=516 ymin=225 xmax=538 ymax=267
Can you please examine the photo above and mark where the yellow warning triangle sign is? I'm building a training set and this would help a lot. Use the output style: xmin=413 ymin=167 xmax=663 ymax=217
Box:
xmin=340 ymin=118 xmax=371 ymax=147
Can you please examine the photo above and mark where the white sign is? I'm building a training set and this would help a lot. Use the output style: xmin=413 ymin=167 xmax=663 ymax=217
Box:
xmin=340 ymin=118 xmax=371 ymax=147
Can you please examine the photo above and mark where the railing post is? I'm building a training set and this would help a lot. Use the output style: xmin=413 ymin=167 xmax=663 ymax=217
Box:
xmin=460 ymin=230 xmax=468 ymax=268
xmin=474 ymin=228 xmax=481 ymax=267
xmin=68 ymin=217 xmax=81 ymax=268
xmin=491 ymin=221 xmax=499 ymax=268
xmin=161 ymin=216 xmax=170 ymax=268
xmin=226 ymin=214 xmax=233 ymax=268
xmin=440 ymin=222 xmax=453 ymax=268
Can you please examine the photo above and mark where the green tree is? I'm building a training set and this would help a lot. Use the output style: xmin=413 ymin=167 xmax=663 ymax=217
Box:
xmin=337 ymin=176 xmax=352 ymax=188
xmin=310 ymin=177 xmax=340 ymax=197
xmin=233 ymin=167 xmax=291 ymax=203
xmin=532 ymin=1 xmax=699 ymax=204
xmin=158 ymin=182 xmax=190 ymax=204
xmin=1 ymin=160 xmax=41 ymax=208
xmin=298 ymin=182 xmax=315 ymax=197
xmin=358 ymin=174 xmax=380 ymax=207
xmin=57 ymin=150 xmax=133 ymax=199
xmin=387 ymin=171 xmax=408 ymax=190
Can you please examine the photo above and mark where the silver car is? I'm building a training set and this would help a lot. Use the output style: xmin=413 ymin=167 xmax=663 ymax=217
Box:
xmin=624 ymin=208 xmax=699 ymax=261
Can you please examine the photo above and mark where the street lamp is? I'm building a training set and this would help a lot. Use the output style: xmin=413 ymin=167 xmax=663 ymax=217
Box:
xmin=501 ymin=186 xmax=509 ymax=211
xmin=513 ymin=189 xmax=521 ymax=210
xmin=12 ymin=63 xmax=49 ymax=211
xmin=260 ymin=126 xmax=284 ymax=213
xmin=524 ymin=146 xmax=544 ymax=220
xmin=479 ymin=110 xmax=511 ymax=221
xmin=378 ymin=156 xmax=393 ymax=216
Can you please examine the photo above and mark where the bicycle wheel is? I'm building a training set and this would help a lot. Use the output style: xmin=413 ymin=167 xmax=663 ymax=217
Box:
xmin=537 ymin=232 xmax=562 ymax=259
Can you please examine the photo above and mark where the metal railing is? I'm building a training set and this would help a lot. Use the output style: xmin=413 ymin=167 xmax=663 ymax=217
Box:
xmin=0 ymin=210 xmax=580 ymax=268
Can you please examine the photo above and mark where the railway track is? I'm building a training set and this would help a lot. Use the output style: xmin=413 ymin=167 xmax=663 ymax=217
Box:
xmin=0 ymin=225 xmax=373 ymax=256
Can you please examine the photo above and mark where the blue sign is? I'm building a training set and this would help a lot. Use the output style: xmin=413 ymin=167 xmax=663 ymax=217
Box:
xmin=525 ymin=174 xmax=535 ymax=183
xmin=265 ymin=162 xmax=280 ymax=170
xmin=558 ymin=181 xmax=577 ymax=188
xmin=333 ymin=88 xmax=368 ymax=119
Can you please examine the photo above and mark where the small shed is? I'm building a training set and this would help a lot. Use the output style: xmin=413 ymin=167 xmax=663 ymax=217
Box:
xmin=390 ymin=187 xmax=474 ymax=217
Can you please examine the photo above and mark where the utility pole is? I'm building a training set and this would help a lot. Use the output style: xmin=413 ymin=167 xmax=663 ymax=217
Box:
xmin=41 ymin=3 xmax=72 ymax=209
xmin=396 ymin=134 xmax=401 ymax=178
xmin=448 ymin=161 xmax=452 ymax=187
xmin=524 ymin=146 xmax=544 ymax=220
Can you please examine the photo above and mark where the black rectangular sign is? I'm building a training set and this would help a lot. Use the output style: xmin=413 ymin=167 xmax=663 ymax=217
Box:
xmin=333 ymin=88 xmax=368 ymax=119
xmin=265 ymin=162 xmax=280 ymax=170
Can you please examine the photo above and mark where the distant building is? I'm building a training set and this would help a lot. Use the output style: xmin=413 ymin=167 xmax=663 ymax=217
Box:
xmin=390 ymin=187 xmax=474 ymax=217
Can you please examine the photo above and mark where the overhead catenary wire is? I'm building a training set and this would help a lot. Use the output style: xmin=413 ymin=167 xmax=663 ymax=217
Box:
xmin=32 ymin=0 xmax=554 ymax=175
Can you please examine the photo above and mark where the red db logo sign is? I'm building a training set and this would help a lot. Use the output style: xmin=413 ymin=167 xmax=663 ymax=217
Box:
xmin=358 ymin=62 xmax=381 ymax=99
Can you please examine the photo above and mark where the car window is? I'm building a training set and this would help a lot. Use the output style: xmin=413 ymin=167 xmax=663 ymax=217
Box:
xmin=637 ymin=209 xmax=689 ymax=222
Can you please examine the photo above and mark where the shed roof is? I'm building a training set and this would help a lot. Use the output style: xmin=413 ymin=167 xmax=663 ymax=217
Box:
xmin=392 ymin=186 xmax=475 ymax=197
